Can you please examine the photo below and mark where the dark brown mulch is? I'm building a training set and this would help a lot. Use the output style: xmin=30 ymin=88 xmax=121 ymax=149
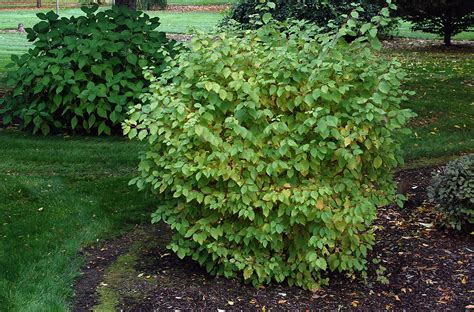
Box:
xmin=165 ymin=5 xmax=230 ymax=12
xmin=71 ymin=227 xmax=149 ymax=312
xmin=382 ymin=38 xmax=474 ymax=53
xmin=0 ymin=4 xmax=229 ymax=12
xmin=166 ymin=33 xmax=194 ymax=42
xmin=72 ymin=166 xmax=474 ymax=311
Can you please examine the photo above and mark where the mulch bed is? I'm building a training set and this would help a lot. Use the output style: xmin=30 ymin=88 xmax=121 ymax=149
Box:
xmin=382 ymin=38 xmax=474 ymax=52
xmin=165 ymin=5 xmax=230 ymax=12
xmin=0 ymin=4 xmax=229 ymax=12
xmin=72 ymin=166 xmax=473 ymax=311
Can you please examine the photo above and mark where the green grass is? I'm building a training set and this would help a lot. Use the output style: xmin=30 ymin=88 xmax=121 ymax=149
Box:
xmin=0 ymin=0 xmax=234 ymax=7
xmin=0 ymin=131 xmax=154 ymax=311
xmin=2 ymin=8 xmax=474 ymax=39
xmin=391 ymin=49 xmax=474 ymax=163
xmin=394 ymin=21 xmax=474 ymax=41
xmin=148 ymin=11 xmax=223 ymax=33
xmin=0 ymin=8 xmax=223 ymax=33
xmin=0 ymin=34 xmax=29 ymax=91
xmin=0 ymin=0 xmax=79 ymax=9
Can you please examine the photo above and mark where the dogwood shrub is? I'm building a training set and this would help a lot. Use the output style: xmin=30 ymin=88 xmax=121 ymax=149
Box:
xmin=125 ymin=7 xmax=414 ymax=289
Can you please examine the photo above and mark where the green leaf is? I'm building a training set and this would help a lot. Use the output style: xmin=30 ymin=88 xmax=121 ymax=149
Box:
xmin=127 ymin=54 xmax=138 ymax=65
xmin=315 ymin=258 xmax=327 ymax=270
xmin=91 ymin=65 xmax=102 ymax=76
xmin=71 ymin=116 xmax=78 ymax=129
xmin=262 ymin=13 xmax=272 ymax=24
xmin=373 ymin=156 xmax=383 ymax=169
xmin=378 ymin=81 xmax=390 ymax=94
xmin=243 ymin=267 xmax=253 ymax=279
xmin=138 ymin=130 xmax=147 ymax=140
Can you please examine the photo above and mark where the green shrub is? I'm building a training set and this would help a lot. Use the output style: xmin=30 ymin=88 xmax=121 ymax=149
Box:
xmin=0 ymin=6 xmax=176 ymax=135
xmin=125 ymin=5 xmax=414 ymax=290
xmin=428 ymin=154 xmax=474 ymax=231
xmin=137 ymin=0 xmax=168 ymax=10
xmin=221 ymin=0 xmax=398 ymax=36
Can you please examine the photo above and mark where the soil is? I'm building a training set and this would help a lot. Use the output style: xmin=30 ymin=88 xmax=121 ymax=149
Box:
xmin=72 ymin=167 xmax=474 ymax=311
xmin=382 ymin=38 xmax=474 ymax=53
xmin=165 ymin=5 xmax=230 ymax=12
xmin=72 ymin=229 xmax=139 ymax=311
xmin=166 ymin=33 xmax=194 ymax=42
xmin=0 ymin=4 xmax=229 ymax=12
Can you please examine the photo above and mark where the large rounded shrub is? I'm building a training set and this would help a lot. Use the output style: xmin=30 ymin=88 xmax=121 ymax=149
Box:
xmin=428 ymin=154 xmax=474 ymax=232
xmin=221 ymin=0 xmax=398 ymax=35
xmin=0 ymin=6 xmax=176 ymax=135
xmin=125 ymin=13 xmax=414 ymax=289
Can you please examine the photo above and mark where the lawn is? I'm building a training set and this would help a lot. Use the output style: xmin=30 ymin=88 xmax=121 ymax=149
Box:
xmin=0 ymin=0 xmax=235 ymax=8
xmin=393 ymin=48 xmax=474 ymax=166
xmin=394 ymin=21 xmax=474 ymax=41
xmin=0 ymin=131 xmax=154 ymax=311
xmin=0 ymin=7 xmax=473 ymax=311
xmin=0 ymin=8 xmax=223 ymax=33
xmin=0 ymin=34 xmax=29 ymax=91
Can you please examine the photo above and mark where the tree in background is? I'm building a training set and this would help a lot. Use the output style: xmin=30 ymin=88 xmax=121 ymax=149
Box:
xmin=114 ymin=0 xmax=166 ymax=11
xmin=115 ymin=0 xmax=136 ymax=10
xmin=396 ymin=0 xmax=474 ymax=46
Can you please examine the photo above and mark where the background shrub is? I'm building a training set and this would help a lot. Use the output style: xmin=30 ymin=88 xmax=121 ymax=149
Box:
xmin=221 ymin=0 xmax=397 ymax=36
xmin=125 ymin=6 xmax=414 ymax=290
xmin=137 ymin=0 xmax=168 ymax=10
xmin=0 ymin=6 xmax=176 ymax=135
xmin=428 ymin=154 xmax=474 ymax=231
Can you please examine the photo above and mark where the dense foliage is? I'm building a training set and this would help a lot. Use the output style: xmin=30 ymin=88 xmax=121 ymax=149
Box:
xmin=221 ymin=0 xmax=397 ymax=35
xmin=396 ymin=0 xmax=474 ymax=46
xmin=428 ymin=154 xmax=474 ymax=232
xmin=0 ymin=6 xmax=175 ymax=135
xmin=125 ymin=3 xmax=414 ymax=289
xmin=137 ymin=0 xmax=167 ymax=10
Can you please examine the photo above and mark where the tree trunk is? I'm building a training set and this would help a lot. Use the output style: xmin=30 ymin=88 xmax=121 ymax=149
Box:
xmin=443 ymin=11 xmax=452 ymax=46
xmin=444 ymin=30 xmax=451 ymax=46
xmin=36 ymin=0 xmax=42 ymax=8
xmin=115 ymin=0 xmax=136 ymax=10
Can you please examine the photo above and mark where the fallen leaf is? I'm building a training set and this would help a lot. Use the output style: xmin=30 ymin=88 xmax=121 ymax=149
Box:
xmin=419 ymin=222 xmax=433 ymax=228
